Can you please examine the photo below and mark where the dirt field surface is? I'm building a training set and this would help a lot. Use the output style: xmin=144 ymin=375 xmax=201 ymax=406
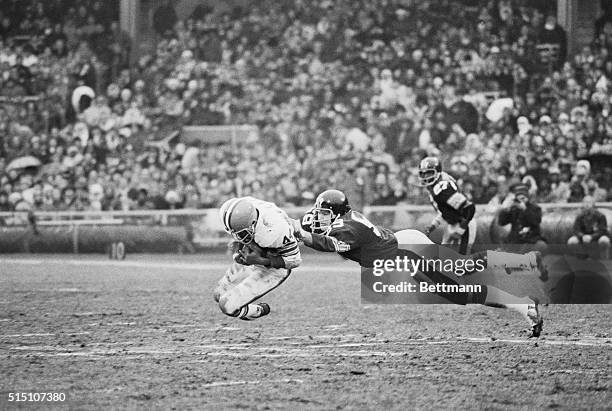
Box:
xmin=1 ymin=253 xmax=611 ymax=410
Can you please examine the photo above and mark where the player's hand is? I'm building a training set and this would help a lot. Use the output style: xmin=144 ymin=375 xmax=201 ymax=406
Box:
xmin=228 ymin=240 xmax=243 ymax=254
xmin=241 ymin=247 xmax=267 ymax=266
xmin=230 ymin=241 xmax=249 ymax=265
xmin=291 ymin=219 xmax=304 ymax=240
xmin=424 ymin=226 xmax=434 ymax=237
xmin=582 ymin=234 xmax=592 ymax=243
xmin=233 ymin=252 xmax=248 ymax=265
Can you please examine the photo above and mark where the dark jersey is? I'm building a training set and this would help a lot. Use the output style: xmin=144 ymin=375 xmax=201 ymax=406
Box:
xmin=426 ymin=172 xmax=474 ymax=225
xmin=302 ymin=209 xmax=398 ymax=267
xmin=573 ymin=208 xmax=609 ymax=239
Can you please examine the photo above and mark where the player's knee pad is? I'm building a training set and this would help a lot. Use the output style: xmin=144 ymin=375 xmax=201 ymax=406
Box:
xmin=599 ymin=236 xmax=611 ymax=245
xmin=567 ymin=236 xmax=580 ymax=245
xmin=214 ymin=275 xmax=232 ymax=303
xmin=218 ymin=294 xmax=241 ymax=317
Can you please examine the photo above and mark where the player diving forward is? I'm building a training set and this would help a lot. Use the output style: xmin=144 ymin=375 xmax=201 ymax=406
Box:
xmin=213 ymin=197 xmax=301 ymax=320
xmin=294 ymin=189 xmax=544 ymax=337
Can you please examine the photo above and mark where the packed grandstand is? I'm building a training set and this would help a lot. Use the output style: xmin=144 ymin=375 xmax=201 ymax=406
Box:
xmin=1 ymin=0 xmax=611 ymax=213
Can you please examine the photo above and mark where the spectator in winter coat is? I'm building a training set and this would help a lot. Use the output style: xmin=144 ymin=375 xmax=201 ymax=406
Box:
xmin=567 ymin=196 xmax=610 ymax=259
xmin=498 ymin=183 xmax=547 ymax=254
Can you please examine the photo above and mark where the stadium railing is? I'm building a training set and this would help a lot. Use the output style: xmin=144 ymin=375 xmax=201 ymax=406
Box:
xmin=0 ymin=203 xmax=611 ymax=253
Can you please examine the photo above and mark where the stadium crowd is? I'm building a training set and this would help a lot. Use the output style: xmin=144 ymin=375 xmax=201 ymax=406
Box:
xmin=1 ymin=0 xmax=612 ymax=212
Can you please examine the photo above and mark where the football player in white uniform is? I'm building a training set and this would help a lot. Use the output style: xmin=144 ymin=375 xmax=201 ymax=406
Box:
xmin=213 ymin=197 xmax=301 ymax=320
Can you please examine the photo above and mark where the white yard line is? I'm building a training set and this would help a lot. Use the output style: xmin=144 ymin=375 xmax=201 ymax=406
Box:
xmin=463 ymin=337 xmax=611 ymax=346
xmin=2 ymin=336 xmax=610 ymax=361
xmin=85 ymin=341 xmax=138 ymax=347
xmin=267 ymin=334 xmax=361 ymax=340
xmin=1 ymin=333 xmax=54 ymax=338
xmin=1 ymin=332 xmax=90 ymax=338
xmin=0 ymin=257 xmax=352 ymax=272
xmin=201 ymin=378 xmax=303 ymax=388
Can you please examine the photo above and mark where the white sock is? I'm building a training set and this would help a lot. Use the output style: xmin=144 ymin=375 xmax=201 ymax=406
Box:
xmin=505 ymin=303 xmax=531 ymax=318
xmin=485 ymin=286 xmax=533 ymax=308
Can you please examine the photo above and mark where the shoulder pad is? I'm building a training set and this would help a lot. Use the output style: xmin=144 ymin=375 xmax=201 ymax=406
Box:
xmin=255 ymin=208 xmax=294 ymax=248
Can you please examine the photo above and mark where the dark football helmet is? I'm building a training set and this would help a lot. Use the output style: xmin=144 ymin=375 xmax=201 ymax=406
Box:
xmin=418 ymin=156 xmax=442 ymax=186
xmin=312 ymin=189 xmax=351 ymax=232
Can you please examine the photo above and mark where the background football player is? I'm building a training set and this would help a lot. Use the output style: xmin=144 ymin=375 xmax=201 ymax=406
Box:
xmin=419 ymin=157 xmax=545 ymax=275
xmin=419 ymin=156 xmax=477 ymax=255
xmin=214 ymin=197 xmax=301 ymax=320
xmin=295 ymin=189 xmax=543 ymax=337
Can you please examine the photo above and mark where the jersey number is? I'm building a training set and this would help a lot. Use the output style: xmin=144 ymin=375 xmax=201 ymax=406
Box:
xmin=301 ymin=213 xmax=313 ymax=227
xmin=433 ymin=180 xmax=457 ymax=195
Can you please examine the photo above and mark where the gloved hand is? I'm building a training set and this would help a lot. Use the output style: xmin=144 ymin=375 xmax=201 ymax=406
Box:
xmin=291 ymin=219 xmax=305 ymax=240
xmin=230 ymin=241 xmax=250 ymax=265
xmin=240 ymin=246 xmax=268 ymax=266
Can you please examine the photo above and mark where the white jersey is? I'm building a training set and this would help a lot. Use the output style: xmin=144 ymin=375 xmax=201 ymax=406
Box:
xmin=245 ymin=197 xmax=295 ymax=249
xmin=240 ymin=197 xmax=301 ymax=269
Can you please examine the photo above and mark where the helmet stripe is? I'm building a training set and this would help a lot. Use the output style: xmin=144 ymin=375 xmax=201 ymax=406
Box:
xmin=223 ymin=198 xmax=240 ymax=232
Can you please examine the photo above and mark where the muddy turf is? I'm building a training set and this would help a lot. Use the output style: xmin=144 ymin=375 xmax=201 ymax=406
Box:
xmin=1 ymin=253 xmax=610 ymax=410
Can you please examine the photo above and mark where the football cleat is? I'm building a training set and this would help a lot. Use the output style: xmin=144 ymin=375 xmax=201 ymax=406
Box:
xmin=526 ymin=302 xmax=543 ymax=338
xmin=257 ymin=302 xmax=271 ymax=317
xmin=237 ymin=302 xmax=271 ymax=321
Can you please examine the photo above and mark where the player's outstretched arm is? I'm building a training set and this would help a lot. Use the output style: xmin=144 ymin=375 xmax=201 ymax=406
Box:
xmin=292 ymin=218 xmax=352 ymax=253
xmin=298 ymin=230 xmax=314 ymax=247
xmin=291 ymin=219 xmax=315 ymax=248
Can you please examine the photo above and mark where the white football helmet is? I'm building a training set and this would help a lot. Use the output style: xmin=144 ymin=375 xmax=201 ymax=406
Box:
xmin=219 ymin=197 xmax=259 ymax=244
